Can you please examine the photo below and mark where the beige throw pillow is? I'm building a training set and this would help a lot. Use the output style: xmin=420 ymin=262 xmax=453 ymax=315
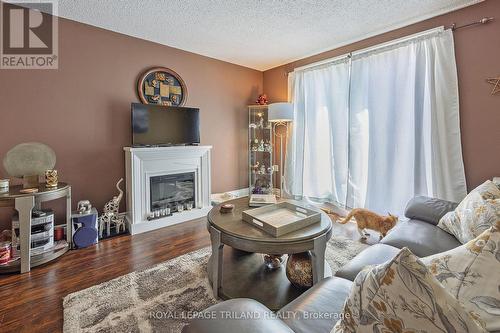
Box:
xmin=332 ymin=248 xmax=485 ymax=333
xmin=422 ymin=222 xmax=500 ymax=332
xmin=438 ymin=180 xmax=500 ymax=244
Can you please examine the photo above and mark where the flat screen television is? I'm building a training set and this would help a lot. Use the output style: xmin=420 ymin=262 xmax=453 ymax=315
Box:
xmin=131 ymin=103 xmax=200 ymax=146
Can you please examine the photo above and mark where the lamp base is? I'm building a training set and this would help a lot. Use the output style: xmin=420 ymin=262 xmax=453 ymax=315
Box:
xmin=23 ymin=175 xmax=39 ymax=189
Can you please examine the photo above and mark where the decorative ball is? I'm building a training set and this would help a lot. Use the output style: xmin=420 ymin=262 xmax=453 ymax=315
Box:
xmin=3 ymin=142 xmax=56 ymax=177
xmin=286 ymin=252 xmax=313 ymax=288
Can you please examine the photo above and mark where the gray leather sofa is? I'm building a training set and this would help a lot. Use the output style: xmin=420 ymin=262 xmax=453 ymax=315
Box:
xmin=182 ymin=196 xmax=460 ymax=333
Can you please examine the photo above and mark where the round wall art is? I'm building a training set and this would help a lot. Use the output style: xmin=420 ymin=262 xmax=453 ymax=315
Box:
xmin=137 ymin=67 xmax=187 ymax=106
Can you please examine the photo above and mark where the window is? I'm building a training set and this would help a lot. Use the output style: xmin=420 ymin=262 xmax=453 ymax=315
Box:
xmin=285 ymin=28 xmax=466 ymax=215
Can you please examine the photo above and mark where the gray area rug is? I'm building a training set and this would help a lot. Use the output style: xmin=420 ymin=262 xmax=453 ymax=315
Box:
xmin=63 ymin=237 xmax=369 ymax=333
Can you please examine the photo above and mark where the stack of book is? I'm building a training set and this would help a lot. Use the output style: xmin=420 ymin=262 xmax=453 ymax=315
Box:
xmin=249 ymin=194 xmax=277 ymax=207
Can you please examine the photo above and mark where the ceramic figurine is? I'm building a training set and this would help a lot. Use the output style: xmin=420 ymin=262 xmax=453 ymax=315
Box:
xmin=264 ymin=140 xmax=272 ymax=152
xmin=114 ymin=217 xmax=126 ymax=234
xmin=252 ymin=138 xmax=259 ymax=151
xmin=99 ymin=212 xmax=113 ymax=238
xmin=77 ymin=200 xmax=92 ymax=214
xmin=258 ymin=117 xmax=264 ymax=129
xmin=259 ymin=165 xmax=266 ymax=175
xmin=103 ymin=179 xmax=123 ymax=214
xmin=258 ymin=140 xmax=264 ymax=151
xmin=98 ymin=178 xmax=125 ymax=238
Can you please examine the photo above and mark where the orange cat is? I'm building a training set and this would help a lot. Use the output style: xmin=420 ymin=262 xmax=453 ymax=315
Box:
xmin=339 ymin=209 xmax=397 ymax=239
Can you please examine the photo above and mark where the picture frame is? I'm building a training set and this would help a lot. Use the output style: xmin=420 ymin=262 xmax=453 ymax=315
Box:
xmin=137 ymin=67 xmax=188 ymax=106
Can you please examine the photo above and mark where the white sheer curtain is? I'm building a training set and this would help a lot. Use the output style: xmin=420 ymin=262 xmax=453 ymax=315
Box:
xmin=285 ymin=28 xmax=467 ymax=215
xmin=286 ymin=59 xmax=350 ymax=206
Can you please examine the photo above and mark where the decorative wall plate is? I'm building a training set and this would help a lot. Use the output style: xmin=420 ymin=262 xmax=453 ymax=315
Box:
xmin=137 ymin=67 xmax=187 ymax=106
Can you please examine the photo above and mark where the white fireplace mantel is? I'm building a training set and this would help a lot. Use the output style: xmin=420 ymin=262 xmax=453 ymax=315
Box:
xmin=124 ymin=146 xmax=212 ymax=235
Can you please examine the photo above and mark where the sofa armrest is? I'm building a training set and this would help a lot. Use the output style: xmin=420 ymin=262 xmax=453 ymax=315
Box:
xmin=404 ymin=196 xmax=458 ymax=225
xmin=182 ymin=298 xmax=294 ymax=333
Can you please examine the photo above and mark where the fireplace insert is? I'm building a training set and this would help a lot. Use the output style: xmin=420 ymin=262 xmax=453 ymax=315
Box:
xmin=150 ymin=172 xmax=195 ymax=213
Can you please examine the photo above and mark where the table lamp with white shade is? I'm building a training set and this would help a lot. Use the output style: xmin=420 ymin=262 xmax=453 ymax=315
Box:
xmin=268 ymin=102 xmax=293 ymax=198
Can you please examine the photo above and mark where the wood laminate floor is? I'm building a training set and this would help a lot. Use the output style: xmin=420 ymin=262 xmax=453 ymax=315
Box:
xmin=0 ymin=216 xmax=377 ymax=332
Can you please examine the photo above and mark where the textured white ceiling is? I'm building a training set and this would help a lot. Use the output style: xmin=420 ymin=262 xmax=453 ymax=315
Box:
xmin=46 ymin=0 xmax=482 ymax=70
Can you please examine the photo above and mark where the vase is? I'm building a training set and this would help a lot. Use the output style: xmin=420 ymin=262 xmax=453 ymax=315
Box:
xmin=45 ymin=169 xmax=58 ymax=188
xmin=286 ymin=252 xmax=313 ymax=288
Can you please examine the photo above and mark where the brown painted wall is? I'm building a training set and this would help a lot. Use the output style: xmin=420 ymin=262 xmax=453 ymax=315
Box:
xmin=0 ymin=16 xmax=262 ymax=229
xmin=263 ymin=0 xmax=500 ymax=191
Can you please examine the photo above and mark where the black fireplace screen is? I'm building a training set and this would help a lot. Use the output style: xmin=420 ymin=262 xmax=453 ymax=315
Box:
xmin=150 ymin=172 xmax=195 ymax=212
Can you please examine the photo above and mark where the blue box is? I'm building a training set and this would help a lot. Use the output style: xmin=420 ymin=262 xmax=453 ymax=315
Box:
xmin=71 ymin=208 xmax=98 ymax=248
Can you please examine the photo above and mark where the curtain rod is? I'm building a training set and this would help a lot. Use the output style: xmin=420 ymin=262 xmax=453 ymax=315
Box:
xmin=293 ymin=26 xmax=443 ymax=72
xmin=350 ymin=26 xmax=443 ymax=58
xmin=447 ymin=17 xmax=494 ymax=31
xmin=290 ymin=16 xmax=494 ymax=74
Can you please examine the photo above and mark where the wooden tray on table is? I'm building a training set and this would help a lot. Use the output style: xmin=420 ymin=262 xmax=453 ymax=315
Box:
xmin=242 ymin=202 xmax=321 ymax=237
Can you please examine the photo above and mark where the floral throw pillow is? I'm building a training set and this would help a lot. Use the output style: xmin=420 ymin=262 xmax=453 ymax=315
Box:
xmin=438 ymin=180 xmax=500 ymax=244
xmin=332 ymin=248 xmax=486 ymax=333
xmin=422 ymin=222 xmax=500 ymax=332
xmin=493 ymin=177 xmax=500 ymax=190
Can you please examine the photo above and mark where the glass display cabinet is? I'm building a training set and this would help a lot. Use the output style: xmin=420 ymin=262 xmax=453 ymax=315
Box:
xmin=248 ymin=105 xmax=273 ymax=194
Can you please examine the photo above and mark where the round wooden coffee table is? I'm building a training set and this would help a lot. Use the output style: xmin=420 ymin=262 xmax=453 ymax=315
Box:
xmin=207 ymin=197 xmax=332 ymax=310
